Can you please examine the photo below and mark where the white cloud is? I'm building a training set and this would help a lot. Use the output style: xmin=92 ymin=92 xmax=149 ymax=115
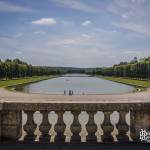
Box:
xmin=123 ymin=49 xmax=145 ymax=58
xmin=15 ymin=51 xmax=23 ymax=55
xmin=62 ymin=39 xmax=76 ymax=45
xmin=113 ymin=22 xmax=150 ymax=36
xmin=52 ymin=0 xmax=98 ymax=13
xmin=82 ymin=20 xmax=92 ymax=26
xmin=0 ymin=28 xmax=149 ymax=67
xmin=121 ymin=14 xmax=128 ymax=19
xmin=0 ymin=1 xmax=31 ymax=13
xmin=14 ymin=33 xmax=23 ymax=38
xmin=32 ymin=18 xmax=57 ymax=25
xmin=123 ymin=50 xmax=140 ymax=54
xmin=33 ymin=31 xmax=46 ymax=35
xmin=61 ymin=20 xmax=74 ymax=26
xmin=81 ymin=34 xmax=93 ymax=39
xmin=46 ymin=29 xmax=115 ymax=52
xmin=107 ymin=0 xmax=150 ymax=19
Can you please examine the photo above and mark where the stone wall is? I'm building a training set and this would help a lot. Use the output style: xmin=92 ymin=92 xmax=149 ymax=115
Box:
xmin=0 ymin=102 xmax=149 ymax=143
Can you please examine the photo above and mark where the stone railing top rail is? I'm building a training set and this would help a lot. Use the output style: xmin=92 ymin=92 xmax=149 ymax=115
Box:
xmin=0 ymin=102 xmax=150 ymax=111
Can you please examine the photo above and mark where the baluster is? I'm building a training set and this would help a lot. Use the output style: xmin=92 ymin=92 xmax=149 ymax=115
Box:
xmin=71 ymin=111 xmax=81 ymax=142
xmin=39 ymin=111 xmax=51 ymax=142
xmin=110 ymin=111 xmax=119 ymax=142
xmin=54 ymin=111 xmax=65 ymax=142
xmin=101 ymin=111 xmax=114 ymax=142
xmin=49 ymin=111 xmax=58 ymax=142
xmin=86 ymin=111 xmax=97 ymax=142
xmin=79 ymin=111 xmax=88 ymax=142
xmin=95 ymin=111 xmax=104 ymax=142
xmin=23 ymin=111 xmax=37 ymax=141
xmin=64 ymin=111 xmax=73 ymax=142
xmin=117 ymin=111 xmax=129 ymax=142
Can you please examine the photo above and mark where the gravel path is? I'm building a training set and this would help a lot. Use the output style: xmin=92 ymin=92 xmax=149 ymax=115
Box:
xmin=0 ymin=88 xmax=150 ymax=103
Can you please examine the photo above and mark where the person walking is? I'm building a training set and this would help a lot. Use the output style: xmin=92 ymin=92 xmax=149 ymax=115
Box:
xmin=69 ymin=90 xmax=71 ymax=96
xmin=64 ymin=90 xmax=66 ymax=95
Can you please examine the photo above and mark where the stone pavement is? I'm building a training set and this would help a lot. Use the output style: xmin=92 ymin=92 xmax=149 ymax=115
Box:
xmin=0 ymin=88 xmax=150 ymax=103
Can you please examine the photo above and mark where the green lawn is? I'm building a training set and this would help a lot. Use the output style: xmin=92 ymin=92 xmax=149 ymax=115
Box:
xmin=0 ymin=76 xmax=56 ymax=88
xmin=97 ymin=76 xmax=150 ymax=89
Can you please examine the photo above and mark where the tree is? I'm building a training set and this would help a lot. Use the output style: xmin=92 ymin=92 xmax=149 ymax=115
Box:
xmin=0 ymin=58 xmax=66 ymax=79
xmin=94 ymin=56 xmax=150 ymax=80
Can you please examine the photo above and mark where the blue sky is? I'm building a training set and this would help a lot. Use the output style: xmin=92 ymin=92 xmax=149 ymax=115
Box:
xmin=0 ymin=0 xmax=150 ymax=67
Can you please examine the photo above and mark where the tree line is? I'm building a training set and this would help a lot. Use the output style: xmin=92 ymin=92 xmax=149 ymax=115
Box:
xmin=0 ymin=59 xmax=65 ymax=79
xmin=93 ymin=57 xmax=150 ymax=80
xmin=1 ymin=57 xmax=150 ymax=80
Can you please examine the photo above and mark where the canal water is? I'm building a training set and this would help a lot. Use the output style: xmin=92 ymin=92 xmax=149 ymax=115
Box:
xmin=16 ymin=74 xmax=135 ymax=94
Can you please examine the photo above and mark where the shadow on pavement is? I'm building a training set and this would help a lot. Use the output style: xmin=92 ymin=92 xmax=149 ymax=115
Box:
xmin=0 ymin=142 xmax=150 ymax=150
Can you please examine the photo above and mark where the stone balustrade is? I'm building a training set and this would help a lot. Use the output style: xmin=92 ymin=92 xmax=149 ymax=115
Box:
xmin=0 ymin=102 xmax=149 ymax=143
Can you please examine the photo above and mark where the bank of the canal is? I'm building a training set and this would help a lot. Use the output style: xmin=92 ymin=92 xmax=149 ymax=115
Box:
xmin=97 ymin=76 xmax=150 ymax=91
xmin=0 ymin=76 xmax=56 ymax=89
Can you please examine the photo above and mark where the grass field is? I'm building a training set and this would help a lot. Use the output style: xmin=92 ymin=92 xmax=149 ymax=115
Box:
xmin=98 ymin=76 xmax=150 ymax=90
xmin=0 ymin=76 xmax=56 ymax=88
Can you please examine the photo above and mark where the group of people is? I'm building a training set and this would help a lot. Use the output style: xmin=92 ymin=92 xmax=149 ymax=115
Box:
xmin=64 ymin=90 xmax=74 ymax=96
xmin=64 ymin=90 xmax=86 ymax=95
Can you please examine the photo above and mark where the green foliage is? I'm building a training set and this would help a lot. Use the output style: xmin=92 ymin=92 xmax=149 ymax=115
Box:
xmin=0 ymin=59 xmax=65 ymax=79
xmin=94 ymin=57 xmax=150 ymax=80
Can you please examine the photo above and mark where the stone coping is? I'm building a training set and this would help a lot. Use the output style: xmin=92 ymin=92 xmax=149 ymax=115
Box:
xmin=0 ymin=102 xmax=150 ymax=111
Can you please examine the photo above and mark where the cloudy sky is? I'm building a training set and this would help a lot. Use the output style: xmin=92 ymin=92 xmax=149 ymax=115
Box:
xmin=0 ymin=0 xmax=150 ymax=67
